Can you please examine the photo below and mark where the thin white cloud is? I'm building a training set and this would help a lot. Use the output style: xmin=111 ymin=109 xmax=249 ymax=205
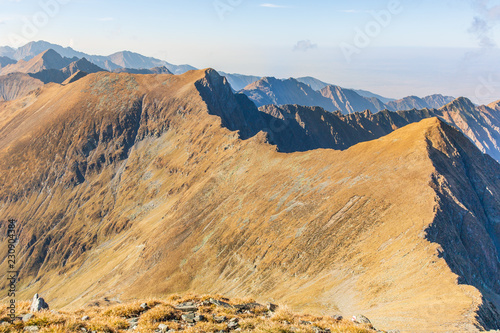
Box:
xmin=293 ymin=40 xmax=318 ymax=52
xmin=260 ymin=3 xmax=290 ymax=8
xmin=468 ymin=0 xmax=500 ymax=48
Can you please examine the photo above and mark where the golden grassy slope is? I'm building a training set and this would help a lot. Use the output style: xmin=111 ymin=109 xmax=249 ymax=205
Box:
xmin=0 ymin=294 xmax=377 ymax=333
xmin=0 ymin=70 xmax=495 ymax=332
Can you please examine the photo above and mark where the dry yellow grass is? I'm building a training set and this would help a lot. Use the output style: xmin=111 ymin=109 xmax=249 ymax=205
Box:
xmin=0 ymin=295 xmax=375 ymax=333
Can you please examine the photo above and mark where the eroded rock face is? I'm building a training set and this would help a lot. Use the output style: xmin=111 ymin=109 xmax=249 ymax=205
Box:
xmin=0 ymin=70 xmax=498 ymax=332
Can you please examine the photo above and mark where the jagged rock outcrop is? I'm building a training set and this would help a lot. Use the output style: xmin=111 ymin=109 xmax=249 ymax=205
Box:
xmin=0 ymin=69 xmax=498 ymax=332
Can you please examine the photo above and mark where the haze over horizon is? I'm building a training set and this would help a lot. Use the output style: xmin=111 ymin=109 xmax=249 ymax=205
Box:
xmin=1 ymin=0 xmax=500 ymax=103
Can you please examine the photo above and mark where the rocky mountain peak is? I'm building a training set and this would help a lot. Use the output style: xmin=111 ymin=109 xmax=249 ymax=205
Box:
xmin=441 ymin=96 xmax=476 ymax=110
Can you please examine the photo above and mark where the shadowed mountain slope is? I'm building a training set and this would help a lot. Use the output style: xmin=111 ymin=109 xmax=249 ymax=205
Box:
xmin=0 ymin=70 xmax=498 ymax=332
xmin=255 ymin=104 xmax=435 ymax=152
xmin=62 ymin=70 xmax=89 ymax=85
xmin=0 ymin=73 xmax=44 ymax=101
xmin=252 ymin=100 xmax=500 ymax=166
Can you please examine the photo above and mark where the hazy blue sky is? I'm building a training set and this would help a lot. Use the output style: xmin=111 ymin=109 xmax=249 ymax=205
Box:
xmin=1 ymin=0 xmax=500 ymax=103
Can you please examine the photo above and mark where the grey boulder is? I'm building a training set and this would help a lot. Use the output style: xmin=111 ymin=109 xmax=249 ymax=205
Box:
xmin=30 ymin=294 xmax=49 ymax=312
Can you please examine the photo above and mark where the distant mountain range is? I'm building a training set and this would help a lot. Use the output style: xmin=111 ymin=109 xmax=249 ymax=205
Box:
xmin=0 ymin=41 xmax=458 ymax=111
xmin=0 ymin=48 xmax=177 ymax=100
xmin=0 ymin=45 xmax=473 ymax=119
xmin=0 ymin=48 xmax=77 ymax=75
xmin=0 ymin=49 xmax=106 ymax=100
xmin=112 ymin=66 xmax=172 ymax=75
xmin=239 ymin=77 xmax=455 ymax=114
xmin=295 ymin=76 xmax=395 ymax=103
xmin=0 ymin=41 xmax=195 ymax=74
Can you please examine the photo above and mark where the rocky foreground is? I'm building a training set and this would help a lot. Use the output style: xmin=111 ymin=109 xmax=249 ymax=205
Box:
xmin=0 ymin=294 xmax=388 ymax=333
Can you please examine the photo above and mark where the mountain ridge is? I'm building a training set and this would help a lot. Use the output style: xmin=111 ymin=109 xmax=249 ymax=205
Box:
xmin=0 ymin=42 xmax=461 ymax=107
xmin=0 ymin=41 xmax=195 ymax=74
xmin=0 ymin=69 xmax=499 ymax=331
xmin=241 ymin=77 xmax=457 ymax=114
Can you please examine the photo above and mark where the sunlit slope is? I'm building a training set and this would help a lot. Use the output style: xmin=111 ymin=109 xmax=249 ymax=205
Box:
xmin=0 ymin=70 xmax=498 ymax=332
